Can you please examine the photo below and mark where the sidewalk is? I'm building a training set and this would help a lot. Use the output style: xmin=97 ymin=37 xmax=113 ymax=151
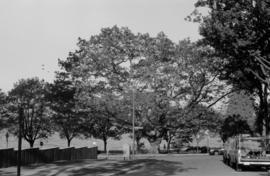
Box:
xmin=98 ymin=153 xmax=209 ymax=160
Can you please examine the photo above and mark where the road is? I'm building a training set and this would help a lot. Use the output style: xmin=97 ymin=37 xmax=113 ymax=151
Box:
xmin=0 ymin=154 xmax=269 ymax=176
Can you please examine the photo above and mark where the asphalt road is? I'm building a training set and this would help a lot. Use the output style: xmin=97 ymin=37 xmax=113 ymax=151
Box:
xmin=0 ymin=154 xmax=269 ymax=176
xmin=160 ymin=155 xmax=267 ymax=176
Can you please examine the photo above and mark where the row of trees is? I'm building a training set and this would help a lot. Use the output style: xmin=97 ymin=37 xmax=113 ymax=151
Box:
xmin=0 ymin=26 xmax=227 ymax=152
xmin=2 ymin=0 xmax=269 ymax=152
xmin=0 ymin=77 xmax=123 ymax=150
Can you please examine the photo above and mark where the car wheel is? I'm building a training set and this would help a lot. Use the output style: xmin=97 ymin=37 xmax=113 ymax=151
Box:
xmin=223 ymin=155 xmax=229 ymax=165
xmin=235 ymin=162 xmax=242 ymax=172
xmin=225 ymin=157 xmax=229 ymax=165
xmin=229 ymin=158 xmax=233 ymax=168
xmin=223 ymin=156 xmax=227 ymax=163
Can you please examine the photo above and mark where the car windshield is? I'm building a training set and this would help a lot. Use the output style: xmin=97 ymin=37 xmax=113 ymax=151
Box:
xmin=240 ymin=139 xmax=262 ymax=151
xmin=240 ymin=138 xmax=270 ymax=157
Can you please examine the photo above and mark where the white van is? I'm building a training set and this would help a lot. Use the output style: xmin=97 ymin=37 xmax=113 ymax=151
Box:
xmin=223 ymin=135 xmax=270 ymax=171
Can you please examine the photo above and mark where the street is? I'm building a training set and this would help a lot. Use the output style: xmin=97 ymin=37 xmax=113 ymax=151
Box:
xmin=0 ymin=154 xmax=269 ymax=176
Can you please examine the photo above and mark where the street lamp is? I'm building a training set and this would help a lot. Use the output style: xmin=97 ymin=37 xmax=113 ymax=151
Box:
xmin=129 ymin=59 xmax=143 ymax=159
xmin=17 ymin=106 xmax=23 ymax=176
xmin=132 ymin=86 xmax=135 ymax=159
xmin=129 ymin=59 xmax=136 ymax=160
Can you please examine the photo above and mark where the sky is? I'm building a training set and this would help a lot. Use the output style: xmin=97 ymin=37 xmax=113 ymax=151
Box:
xmin=0 ymin=0 xmax=202 ymax=93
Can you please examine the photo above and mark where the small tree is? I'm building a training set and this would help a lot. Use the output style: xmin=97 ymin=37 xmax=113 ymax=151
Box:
xmin=183 ymin=105 xmax=222 ymax=153
xmin=80 ymin=93 xmax=124 ymax=152
xmin=8 ymin=78 xmax=52 ymax=148
xmin=220 ymin=114 xmax=252 ymax=142
xmin=48 ymin=73 xmax=83 ymax=147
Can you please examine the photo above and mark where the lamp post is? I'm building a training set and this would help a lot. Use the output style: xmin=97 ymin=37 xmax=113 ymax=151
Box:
xmin=132 ymin=85 xmax=135 ymax=159
xmin=17 ymin=107 xmax=23 ymax=176
xmin=129 ymin=59 xmax=135 ymax=160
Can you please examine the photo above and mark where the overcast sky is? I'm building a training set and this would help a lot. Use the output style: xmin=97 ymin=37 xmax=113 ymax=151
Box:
xmin=0 ymin=0 xmax=201 ymax=92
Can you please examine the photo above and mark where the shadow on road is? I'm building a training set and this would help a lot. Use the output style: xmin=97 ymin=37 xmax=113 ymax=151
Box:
xmin=70 ymin=159 xmax=196 ymax=176
xmin=0 ymin=170 xmax=14 ymax=176
xmin=0 ymin=158 xmax=196 ymax=176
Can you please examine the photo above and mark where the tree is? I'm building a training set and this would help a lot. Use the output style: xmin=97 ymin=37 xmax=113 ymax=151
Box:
xmin=134 ymin=36 xmax=226 ymax=152
xmin=0 ymin=89 xmax=8 ymax=131
xmin=220 ymin=114 xmax=253 ymax=142
xmin=81 ymin=93 xmax=125 ymax=152
xmin=69 ymin=25 xmax=142 ymax=93
xmin=48 ymin=72 xmax=84 ymax=147
xmin=60 ymin=26 xmax=227 ymax=153
xmin=174 ymin=129 xmax=193 ymax=148
xmin=8 ymin=78 xmax=52 ymax=148
xmin=59 ymin=26 xmax=143 ymax=150
xmin=183 ymin=105 xmax=222 ymax=152
xmin=192 ymin=0 xmax=270 ymax=136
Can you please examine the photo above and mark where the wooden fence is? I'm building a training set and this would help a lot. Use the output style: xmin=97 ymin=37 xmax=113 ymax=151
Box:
xmin=0 ymin=146 xmax=97 ymax=168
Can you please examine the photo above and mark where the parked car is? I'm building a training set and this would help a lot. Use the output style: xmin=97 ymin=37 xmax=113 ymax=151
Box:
xmin=223 ymin=135 xmax=270 ymax=171
xmin=200 ymin=146 xmax=208 ymax=153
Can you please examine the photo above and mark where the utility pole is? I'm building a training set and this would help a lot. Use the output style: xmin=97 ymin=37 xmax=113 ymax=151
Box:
xmin=130 ymin=59 xmax=135 ymax=160
xmin=17 ymin=107 xmax=23 ymax=176
xmin=132 ymin=83 xmax=135 ymax=159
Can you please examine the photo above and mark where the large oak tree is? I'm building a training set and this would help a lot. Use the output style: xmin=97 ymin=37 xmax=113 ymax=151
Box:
xmin=61 ymin=26 xmax=225 ymax=152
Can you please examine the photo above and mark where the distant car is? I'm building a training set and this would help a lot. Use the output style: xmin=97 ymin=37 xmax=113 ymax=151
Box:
xmin=182 ymin=146 xmax=208 ymax=153
xmin=185 ymin=146 xmax=199 ymax=153
xmin=209 ymin=147 xmax=223 ymax=155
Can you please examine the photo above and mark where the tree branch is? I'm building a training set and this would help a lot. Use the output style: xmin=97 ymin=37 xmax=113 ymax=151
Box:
xmin=246 ymin=68 xmax=268 ymax=84
xmin=207 ymin=89 xmax=237 ymax=109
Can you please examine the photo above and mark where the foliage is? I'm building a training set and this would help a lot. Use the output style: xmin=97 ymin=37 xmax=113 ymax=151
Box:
xmin=68 ymin=25 xmax=142 ymax=93
xmin=57 ymin=26 xmax=143 ymax=150
xmin=220 ymin=114 xmax=252 ymax=142
xmin=7 ymin=78 xmax=52 ymax=147
xmin=134 ymin=36 xmax=225 ymax=148
xmin=0 ymin=89 xmax=8 ymax=131
xmin=185 ymin=105 xmax=222 ymax=135
xmin=172 ymin=104 xmax=222 ymax=152
xmin=80 ymin=93 xmax=125 ymax=152
xmin=192 ymin=0 xmax=270 ymax=135
xmin=60 ymin=26 xmax=226 ymax=152
xmin=48 ymin=72 xmax=84 ymax=147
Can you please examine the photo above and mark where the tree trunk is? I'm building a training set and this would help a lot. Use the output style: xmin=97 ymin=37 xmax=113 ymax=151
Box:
xmin=257 ymin=86 xmax=265 ymax=135
xmin=263 ymin=84 xmax=269 ymax=136
xmin=28 ymin=140 xmax=35 ymax=148
xmin=103 ymin=138 xmax=107 ymax=153
xmin=67 ymin=138 xmax=71 ymax=147
xmin=5 ymin=132 xmax=9 ymax=148
xmin=259 ymin=83 xmax=269 ymax=137
xmin=167 ymin=138 xmax=171 ymax=153
xmin=136 ymin=137 xmax=141 ymax=152
xmin=196 ymin=138 xmax=199 ymax=153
